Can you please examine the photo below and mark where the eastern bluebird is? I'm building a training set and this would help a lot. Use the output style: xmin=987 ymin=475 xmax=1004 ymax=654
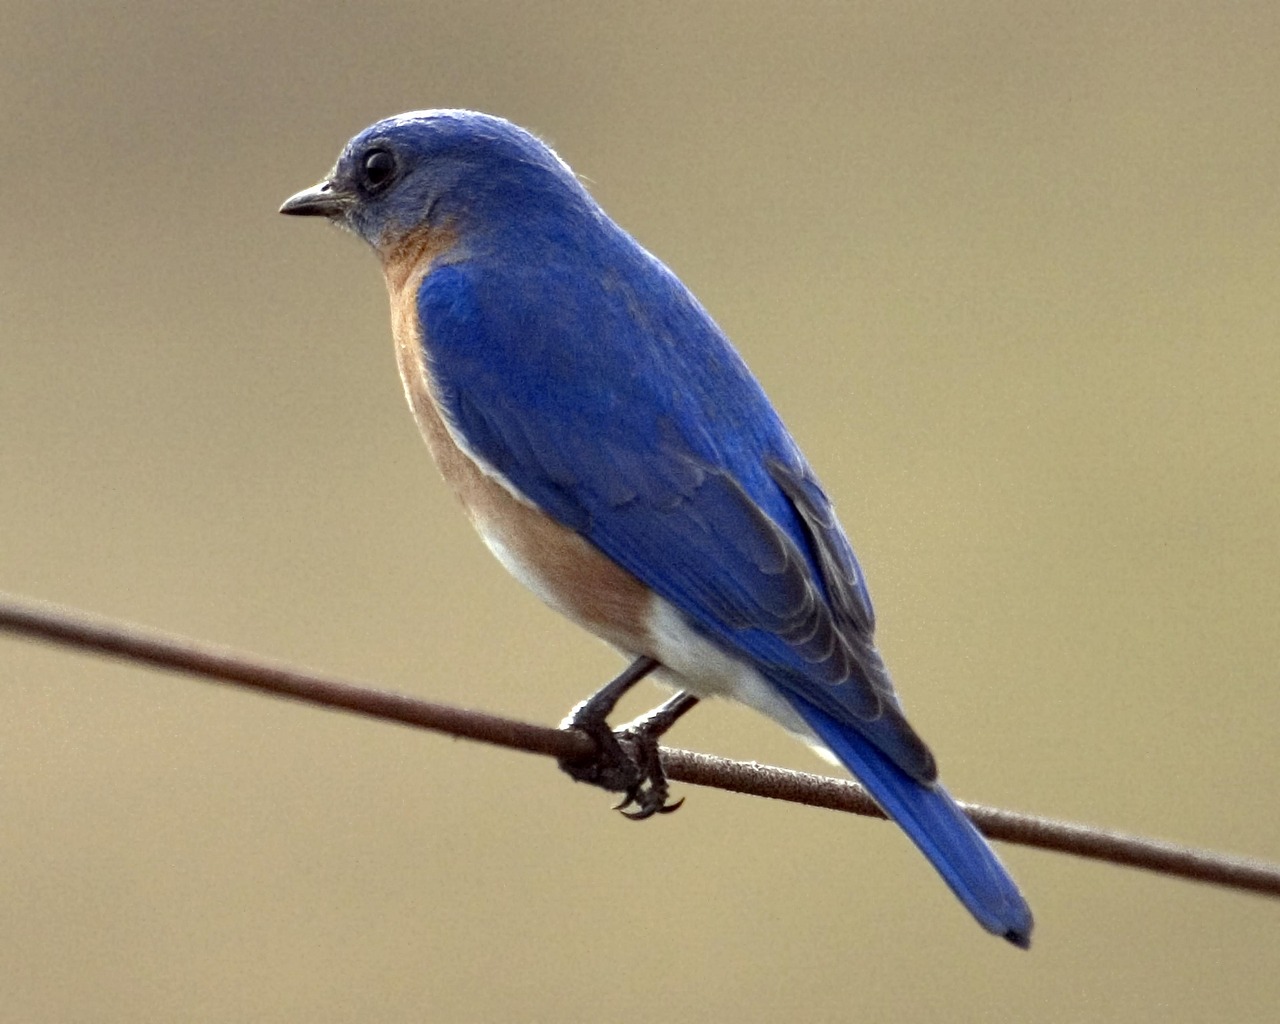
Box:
xmin=281 ymin=110 xmax=1033 ymax=946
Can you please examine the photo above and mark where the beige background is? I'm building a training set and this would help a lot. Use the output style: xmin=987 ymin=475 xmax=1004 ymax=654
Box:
xmin=3 ymin=2 xmax=1278 ymax=1021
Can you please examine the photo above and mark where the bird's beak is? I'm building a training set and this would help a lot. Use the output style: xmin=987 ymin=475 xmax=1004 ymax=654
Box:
xmin=279 ymin=180 xmax=352 ymax=218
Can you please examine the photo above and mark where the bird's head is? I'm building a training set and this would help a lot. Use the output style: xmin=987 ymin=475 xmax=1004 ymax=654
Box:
xmin=280 ymin=109 xmax=591 ymax=259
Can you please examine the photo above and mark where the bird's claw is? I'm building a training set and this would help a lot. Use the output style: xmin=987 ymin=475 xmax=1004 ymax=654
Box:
xmin=615 ymin=790 xmax=685 ymax=820
xmin=558 ymin=717 xmax=683 ymax=820
xmin=612 ymin=726 xmax=685 ymax=820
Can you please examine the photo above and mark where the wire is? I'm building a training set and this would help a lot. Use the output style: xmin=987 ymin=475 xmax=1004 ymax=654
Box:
xmin=2 ymin=590 xmax=1277 ymax=899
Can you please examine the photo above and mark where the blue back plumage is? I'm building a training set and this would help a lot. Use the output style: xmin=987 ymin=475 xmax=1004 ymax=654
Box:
xmin=325 ymin=110 xmax=1032 ymax=945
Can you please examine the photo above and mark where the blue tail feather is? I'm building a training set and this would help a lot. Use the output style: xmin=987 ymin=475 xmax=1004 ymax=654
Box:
xmin=785 ymin=692 xmax=1034 ymax=947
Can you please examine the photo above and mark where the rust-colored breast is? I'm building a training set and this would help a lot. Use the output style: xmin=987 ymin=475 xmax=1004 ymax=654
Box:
xmin=379 ymin=225 xmax=655 ymax=656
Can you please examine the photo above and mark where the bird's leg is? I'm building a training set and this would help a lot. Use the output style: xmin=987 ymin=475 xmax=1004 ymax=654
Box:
xmin=559 ymin=656 xmax=659 ymax=794
xmin=559 ymin=657 xmax=699 ymax=819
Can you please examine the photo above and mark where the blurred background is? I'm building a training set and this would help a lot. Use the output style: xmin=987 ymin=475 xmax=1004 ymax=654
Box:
xmin=2 ymin=2 xmax=1278 ymax=1020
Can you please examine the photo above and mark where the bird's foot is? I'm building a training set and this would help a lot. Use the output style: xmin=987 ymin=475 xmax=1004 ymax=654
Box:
xmin=557 ymin=660 xmax=694 ymax=820
xmin=611 ymin=718 xmax=684 ymax=820
xmin=558 ymin=709 xmax=683 ymax=820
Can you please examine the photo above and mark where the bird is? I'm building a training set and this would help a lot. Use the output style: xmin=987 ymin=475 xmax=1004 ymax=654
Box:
xmin=280 ymin=109 xmax=1033 ymax=947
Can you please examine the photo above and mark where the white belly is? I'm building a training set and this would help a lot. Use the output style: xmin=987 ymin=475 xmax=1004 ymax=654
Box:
xmin=644 ymin=595 xmax=814 ymax=738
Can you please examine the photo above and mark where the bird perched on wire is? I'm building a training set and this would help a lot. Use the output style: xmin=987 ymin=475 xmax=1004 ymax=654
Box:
xmin=280 ymin=109 xmax=1033 ymax=946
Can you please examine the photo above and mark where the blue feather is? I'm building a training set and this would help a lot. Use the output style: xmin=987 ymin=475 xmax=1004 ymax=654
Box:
xmin=784 ymin=691 xmax=1033 ymax=946
xmin=419 ymin=247 xmax=895 ymax=723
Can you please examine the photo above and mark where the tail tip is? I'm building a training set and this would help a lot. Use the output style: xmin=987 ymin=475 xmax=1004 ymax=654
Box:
xmin=1004 ymin=928 xmax=1032 ymax=950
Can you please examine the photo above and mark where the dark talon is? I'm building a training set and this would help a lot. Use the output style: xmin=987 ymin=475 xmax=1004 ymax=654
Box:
xmin=613 ymin=720 xmax=681 ymax=819
xmin=556 ymin=659 xmax=701 ymax=819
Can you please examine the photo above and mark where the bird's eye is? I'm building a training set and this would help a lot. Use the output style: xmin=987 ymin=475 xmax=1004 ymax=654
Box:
xmin=361 ymin=149 xmax=396 ymax=191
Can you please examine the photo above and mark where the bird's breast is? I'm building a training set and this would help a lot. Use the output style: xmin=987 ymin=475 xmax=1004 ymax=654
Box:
xmin=383 ymin=240 xmax=655 ymax=657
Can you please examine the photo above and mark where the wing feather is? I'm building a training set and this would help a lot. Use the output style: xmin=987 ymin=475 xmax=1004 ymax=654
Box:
xmin=421 ymin=258 xmax=935 ymax=781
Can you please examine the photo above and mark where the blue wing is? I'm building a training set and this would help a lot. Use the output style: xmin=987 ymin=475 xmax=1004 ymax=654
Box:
xmin=418 ymin=240 xmax=1031 ymax=944
xmin=418 ymin=250 xmax=933 ymax=777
